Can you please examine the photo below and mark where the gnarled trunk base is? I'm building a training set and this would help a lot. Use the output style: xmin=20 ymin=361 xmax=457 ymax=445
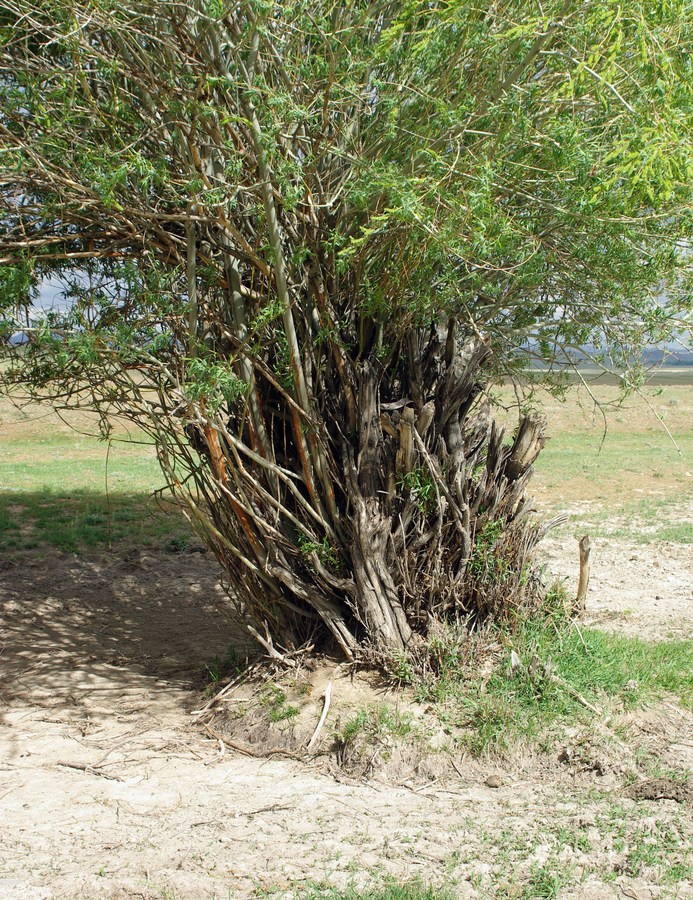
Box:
xmin=172 ymin=329 xmax=554 ymax=664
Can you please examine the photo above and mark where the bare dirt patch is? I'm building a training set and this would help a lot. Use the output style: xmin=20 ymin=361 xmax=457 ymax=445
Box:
xmin=1 ymin=542 xmax=692 ymax=899
xmin=540 ymin=535 xmax=693 ymax=641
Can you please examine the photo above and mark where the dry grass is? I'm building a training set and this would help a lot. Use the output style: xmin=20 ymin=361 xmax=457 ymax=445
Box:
xmin=492 ymin=383 xmax=693 ymax=542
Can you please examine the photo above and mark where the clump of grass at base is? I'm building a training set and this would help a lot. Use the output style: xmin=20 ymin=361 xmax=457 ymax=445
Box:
xmin=520 ymin=859 xmax=575 ymax=899
xmin=539 ymin=623 xmax=693 ymax=710
xmin=403 ymin=602 xmax=692 ymax=755
xmin=336 ymin=704 xmax=416 ymax=773
xmin=204 ymin=645 xmax=243 ymax=696
xmin=387 ymin=618 xmax=490 ymax=703
xmin=260 ymin=682 xmax=299 ymax=723
xmin=339 ymin=704 xmax=413 ymax=746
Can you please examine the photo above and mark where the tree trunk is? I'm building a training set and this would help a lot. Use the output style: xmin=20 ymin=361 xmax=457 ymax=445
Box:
xmin=351 ymin=496 xmax=412 ymax=651
xmin=176 ymin=321 xmax=553 ymax=663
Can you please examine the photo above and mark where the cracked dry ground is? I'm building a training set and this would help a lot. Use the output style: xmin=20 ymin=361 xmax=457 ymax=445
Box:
xmin=1 ymin=540 xmax=692 ymax=899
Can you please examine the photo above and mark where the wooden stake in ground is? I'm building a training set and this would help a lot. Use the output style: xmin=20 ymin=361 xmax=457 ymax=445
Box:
xmin=576 ymin=535 xmax=591 ymax=612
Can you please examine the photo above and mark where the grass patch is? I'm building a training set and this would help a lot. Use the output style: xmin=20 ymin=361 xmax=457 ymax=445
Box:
xmin=288 ymin=881 xmax=452 ymax=899
xmin=538 ymin=626 xmax=693 ymax=708
xmin=655 ymin=522 xmax=693 ymax=543
xmin=622 ymin=820 xmax=693 ymax=883
xmin=472 ymin=623 xmax=692 ymax=751
xmin=522 ymin=860 xmax=574 ymax=899
xmin=412 ymin=614 xmax=693 ymax=755
xmin=534 ymin=430 xmax=693 ymax=494
xmin=596 ymin=806 xmax=693 ymax=885
xmin=0 ymin=431 xmax=163 ymax=494
xmin=259 ymin=682 xmax=300 ymax=723
xmin=484 ymin=806 xmax=692 ymax=896
xmin=338 ymin=704 xmax=413 ymax=746
xmin=204 ymin=645 xmax=243 ymax=696
xmin=491 ymin=383 xmax=693 ymax=541
xmin=544 ymin=494 xmax=693 ymax=544
xmin=0 ymin=489 xmax=187 ymax=552
xmin=0 ymin=400 xmax=186 ymax=549
xmin=335 ymin=704 xmax=418 ymax=774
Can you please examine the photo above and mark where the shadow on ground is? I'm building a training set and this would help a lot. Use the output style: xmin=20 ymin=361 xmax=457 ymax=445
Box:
xmin=0 ymin=542 xmax=251 ymax=743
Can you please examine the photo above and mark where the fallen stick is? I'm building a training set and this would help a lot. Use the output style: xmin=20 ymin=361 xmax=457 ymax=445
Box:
xmin=55 ymin=761 xmax=123 ymax=781
xmin=548 ymin=673 xmax=601 ymax=716
xmin=190 ymin=664 xmax=259 ymax=719
xmin=307 ymin=681 xmax=332 ymax=752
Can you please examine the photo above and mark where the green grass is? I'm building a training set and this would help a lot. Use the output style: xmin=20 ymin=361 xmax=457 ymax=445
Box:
xmin=0 ymin=415 xmax=187 ymax=550
xmin=204 ymin=645 xmax=242 ymax=688
xmin=338 ymin=704 xmax=413 ymax=746
xmin=286 ymin=882 xmax=452 ymax=900
xmin=0 ymin=431 xmax=163 ymax=493
xmin=469 ymin=806 xmax=691 ymax=897
xmin=544 ymin=494 xmax=693 ymax=544
xmin=521 ymin=861 xmax=574 ymax=899
xmin=414 ymin=614 xmax=693 ymax=755
xmin=537 ymin=626 xmax=693 ymax=708
xmin=0 ymin=489 xmax=188 ymax=552
xmin=596 ymin=806 xmax=693 ymax=885
xmin=259 ymin=682 xmax=301 ymax=723
xmin=511 ymin=382 xmax=693 ymax=544
xmin=534 ymin=430 xmax=693 ymax=490
xmin=655 ymin=522 xmax=693 ymax=542
xmin=474 ymin=622 xmax=693 ymax=749
xmin=534 ymin=433 xmax=693 ymax=544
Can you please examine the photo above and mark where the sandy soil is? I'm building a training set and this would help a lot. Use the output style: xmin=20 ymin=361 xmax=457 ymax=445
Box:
xmin=1 ymin=540 xmax=691 ymax=899
xmin=541 ymin=535 xmax=693 ymax=641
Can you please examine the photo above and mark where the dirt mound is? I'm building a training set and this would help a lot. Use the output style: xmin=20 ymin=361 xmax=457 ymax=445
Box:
xmin=626 ymin=778 xmax=691 ymax=803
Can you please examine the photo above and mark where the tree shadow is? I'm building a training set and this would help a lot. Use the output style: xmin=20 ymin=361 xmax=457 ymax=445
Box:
xmin=0 ymin=499 xmax=254 ymax=750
